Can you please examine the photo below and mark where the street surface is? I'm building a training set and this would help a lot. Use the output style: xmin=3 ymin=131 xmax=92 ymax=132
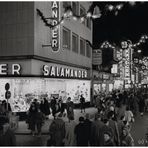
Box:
xmin=14 ymin=108 xmax=148 ymax=146
xmin=15 ymin=107 xmax=97 ymax=146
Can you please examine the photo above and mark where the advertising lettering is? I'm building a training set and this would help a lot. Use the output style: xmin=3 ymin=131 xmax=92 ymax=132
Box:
xmin=0 ymin=64 xmax=21 ymax=75
xmin=43 ymin=65 xmax=87 ymax=78
xmin=51 ymin=2 xmax=60 ymax=52
xmin=124 ymin=49 xmax=130 ymax=78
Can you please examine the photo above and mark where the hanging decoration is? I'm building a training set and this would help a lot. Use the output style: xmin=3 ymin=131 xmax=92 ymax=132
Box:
xmin=37 ymin=2 xmax=144 ymax=29
xmin=36 ymin=4 xmax=101 ymax=29
xmin=100 ymin=35 xmax=148 ymax=50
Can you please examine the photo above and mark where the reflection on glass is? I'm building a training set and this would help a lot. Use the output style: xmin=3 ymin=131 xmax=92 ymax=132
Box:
xmin=0 ymin=78 xmax=90 ymax=112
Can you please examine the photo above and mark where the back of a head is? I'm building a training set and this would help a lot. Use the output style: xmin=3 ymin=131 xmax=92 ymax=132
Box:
xmin=79 ymin=116 xmax=84 ymax=122
xmin=103 ymin=118 xmax=109 ymax=124
xmin=107 ymin=111 xmax=114 ymax=119
xmin=126 ymin=106 xmax=130 ymax=111
xmin=95 ymin=113 xmax=101 ymax=120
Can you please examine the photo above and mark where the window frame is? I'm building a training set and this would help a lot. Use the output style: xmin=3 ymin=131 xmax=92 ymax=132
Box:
xmin=72 ymin=32 xmax=79 ymax=53
xmin=86 ymin=41 xmax=91 ymax=58
xmin=80 ymin=37 xmax=86 ymax=56
xmin=62 ymin=26 xmax=71 ymax=50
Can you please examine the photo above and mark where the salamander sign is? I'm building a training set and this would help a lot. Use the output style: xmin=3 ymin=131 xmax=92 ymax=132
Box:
xmin=51 ymin=2 xmax=60 ymax=52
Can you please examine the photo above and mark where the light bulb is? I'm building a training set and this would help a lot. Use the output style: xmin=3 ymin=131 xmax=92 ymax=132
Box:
xmin=80 ymin=17 xmax=85 ymax=22
xmin=116 ymin=4 xmax=123 ymax=10
xmin=86 ymin=12 xmax=92 ymax=18
xmin=72 ymin=16 xmax=77 ymax=21
xmin=108 ymin=5 xmax=114 ymax=11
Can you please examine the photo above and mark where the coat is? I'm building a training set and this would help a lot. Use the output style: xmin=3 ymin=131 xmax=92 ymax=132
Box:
xmin=49 ymin=118 xmax=65 ymax=146
xmin=64 ymin=120 xmax=77 ymax=146
xmin=91 ymin=120 xmax=104 ymax=146
xmin=0 ymin=128 xmax=16 ymax=146
xmin=66 ymin=101 xmax=74 ymax=120
xmin=108 ymin=119 xmax=120 ymax=145
xmin=74 ymin=122 xmax=90 ymax=146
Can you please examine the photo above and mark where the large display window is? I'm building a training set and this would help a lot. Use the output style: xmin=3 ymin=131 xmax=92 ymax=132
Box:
xmin=0 ymin=78 xmax=90 ymax=112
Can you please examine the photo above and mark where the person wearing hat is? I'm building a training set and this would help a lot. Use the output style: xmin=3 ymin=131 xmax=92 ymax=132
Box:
xmin=121 ymin=127 xmax=134 ymax=146
xmin=103 ymin=131 xmax=115 ymax=146
xmin=90 ymin=113 xmax=104 ymax=146
xmin=99 ymin=118 xmax=114 ymax=146
xmin=64 ymin=115 xmax=77 ymax=146
xmin=74 ymin=116 xmax=90 ymax=146
xmin=66 ymin=97 xmax=74 ymax=122
xmin=49 ymin=112 xmax=66 ymax=146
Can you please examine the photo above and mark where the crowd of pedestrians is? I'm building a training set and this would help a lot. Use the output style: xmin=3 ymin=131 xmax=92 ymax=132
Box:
xmin=1 ymin=87 xmax=148 ymax=146
xmin=46 ymin=88 xmax=148 ymax=146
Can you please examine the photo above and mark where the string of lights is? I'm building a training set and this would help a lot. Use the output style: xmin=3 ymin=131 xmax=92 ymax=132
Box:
xmin=100 ymin=35 xmax=148 ymax=50
xmin=36 ymin=4 xmax=101 ymax=29
xmin=37 ymin=2 xmax=144 ymax=29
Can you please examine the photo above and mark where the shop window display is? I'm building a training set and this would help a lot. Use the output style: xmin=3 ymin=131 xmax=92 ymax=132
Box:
xmin=0 ymin=78 xmax=90 ymax=112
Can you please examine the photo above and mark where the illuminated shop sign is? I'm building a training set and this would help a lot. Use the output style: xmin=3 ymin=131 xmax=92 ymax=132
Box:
xmin=51 ymin=1 xmax=60 ymax=52
xmin=124 ymin=49 xmax=130 ymax=79
xmin=0 ymin=63 xmax=88 ymax=79
xmin=0 ymin=64 xmax=21 ymax=75
xmin=43 ymin=65 xmax=87 ymax=78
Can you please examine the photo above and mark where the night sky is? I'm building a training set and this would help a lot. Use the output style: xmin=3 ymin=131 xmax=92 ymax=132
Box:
xmin=93 ymin=2 xmax=148 ymax=56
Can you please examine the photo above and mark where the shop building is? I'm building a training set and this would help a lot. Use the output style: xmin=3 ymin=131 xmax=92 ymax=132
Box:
xmin=0 ymin=2 xmax=92 ymax=112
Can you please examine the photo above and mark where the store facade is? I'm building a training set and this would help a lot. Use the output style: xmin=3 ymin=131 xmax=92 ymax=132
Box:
xmin=0 ymin=60 xmax=91 ymax=112
xmin=92 ymin=70 xmax=114 ymax=96
xmin=0 ymin=2 xmax=92 ymax=112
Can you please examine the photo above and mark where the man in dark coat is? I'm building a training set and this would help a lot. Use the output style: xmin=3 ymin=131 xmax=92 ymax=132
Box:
xmin=74 ymin=116 xmax=90 ymax=146
xmin=49 ymin=113 xmax=65 ymax=146
xmin=91 ymin=113 xmax=104 ymax=146
xmin=107 ymin=111 xmax=120 ymax=146
xmin=84 ymin=113 xmax=93 ymax=146
xmin=57 ymin=99 xmax=65 ymax=115
xmin=50 ymin=97 xmax=57 ymax=119
xmin=80 ymin=95 xmax=85 ymax=113
xmin=43 ymin=98 xmax=50 ymax=118
xmin=99 ymin=118 xmax=114 ymax=146
xmin=0 ymin=117 xmax=16 ymax=146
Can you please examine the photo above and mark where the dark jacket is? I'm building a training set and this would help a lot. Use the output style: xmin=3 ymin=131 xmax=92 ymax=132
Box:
xmin=91 ymin=120 xmax=104 ymax=146
xmin=74 ymin=122 xmax=90 ymax=146
xmin=0 ymin=128 xmax=16 ymax=146
xmin=49 ymin=118 xmax=65 ymax=146
xmin=57 ymin=103 xmax=65 ymax=114
xmin=44 ymin=100 xmax=50 ymax=115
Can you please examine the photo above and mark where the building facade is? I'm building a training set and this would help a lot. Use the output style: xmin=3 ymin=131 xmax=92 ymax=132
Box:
xmin=0 ymin=2 xmax=92 ymax=112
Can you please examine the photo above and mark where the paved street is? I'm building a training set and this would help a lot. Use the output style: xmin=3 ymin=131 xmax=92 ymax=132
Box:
xmin=14 ymin=108 xmax=148 ymax=146
xmin=131 ymin=113 xmax=148 ymax=146
xmin=15 ymin=107 xmax=97 ymax=146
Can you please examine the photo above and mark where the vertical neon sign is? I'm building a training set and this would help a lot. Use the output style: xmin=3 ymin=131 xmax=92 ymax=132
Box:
xmin=51 ymin=2 xmax=60 ymax=52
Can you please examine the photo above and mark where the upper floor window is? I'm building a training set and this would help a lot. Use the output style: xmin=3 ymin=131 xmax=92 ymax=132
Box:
xmin=63 ymin=27 xmax=71 ymax=50
xmin=72 ymin=2 xmax=79 ymax=16
xmin=63 ymin=2 xmax=71 ymax=9
xmin=86 ymin=42 xmax=91 ymax=58
xmin=80 ymin=37 xmax=85 ymax=56
xmin=72 ymin=33 xmax=79 ymax=53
